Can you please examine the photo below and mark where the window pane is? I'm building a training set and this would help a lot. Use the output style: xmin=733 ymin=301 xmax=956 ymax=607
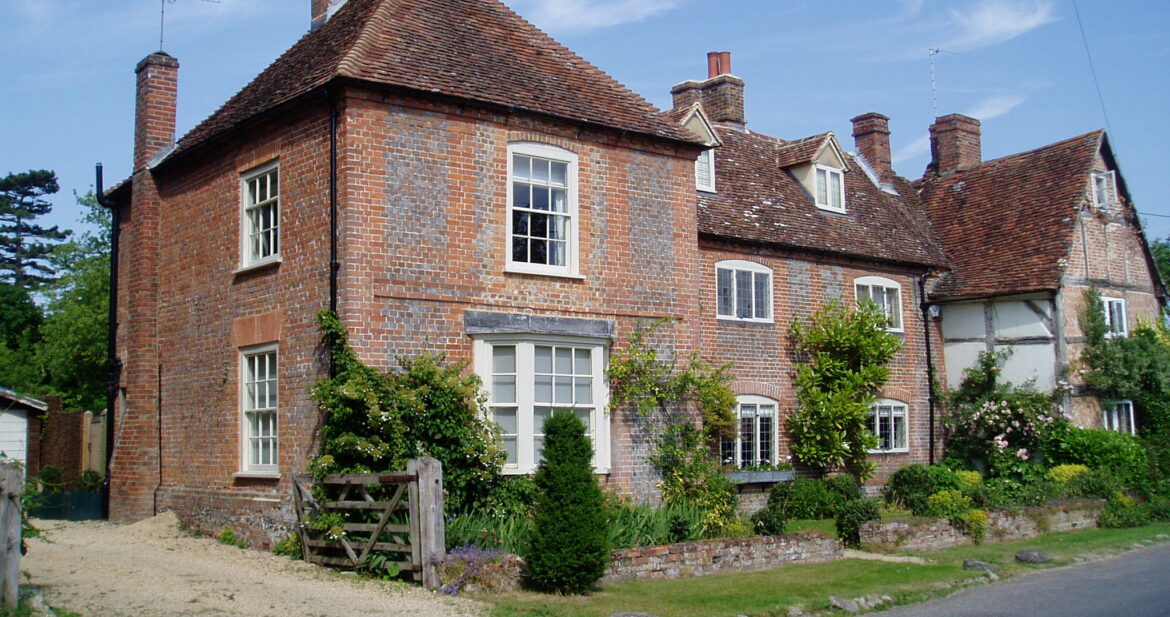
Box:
xmin=554 ymin=347 xmax=573 ymax=374
xmin=717 ymin=268 xmax=734 ymax=316
xmin=535 ymin=346 xmax=552 ymax=373
xmin=759 ymin=415 xmax=773 ymax=464
xmin=534 ymin=375 xmax=552 ymax=404
xmin=574 ymin=348 xmax=591 ymax=375
xmin=493 ymin=345 xmax=516 ymax=373
xmin=532 ymin=158 xmax=549 ymax=183
xmin=551 ymin=188 xmax=567 ymax=213
xmin=754 ymin=272 xmax=770 ymax=319
xmin=548 ymin=240 xmax=565 ymax=266
xmin=830 ymin=171 xmax=842 ymax=209
xmin=512 ymin=182 xmax=530 ymax=208
xmin=554 ymin=376 xmax=573 ymax=404
xmin=530 ymin=239 xmax=548 ymax=264
xmin=735 ymin=270 xmax=753 ymax=318
xmin=574 ymin=377 xmax=592 ymax=404
xmin=816 ymin=168 xmax=827 ymax=204
xmin=492 ymin=375 xmax=516 ymax=404
xmin=494 ymin=407 xmax=517 ymax=434
xmin=513 ymin=155 xmax=530 ymax=180
xmin=532 ymin=186 xmax=550 ymax=211
xmin=512 ymin=238 xmax=527 ymax=262
xmin=575 ymin=409 xmax=591 ymax=433
xmin=502 ymin=437 xmax=517 ymax=465
xmin=892 ymin=412 xmax=906 ymax=449
xmin=550 ymin=161 xmax=567 ymax=186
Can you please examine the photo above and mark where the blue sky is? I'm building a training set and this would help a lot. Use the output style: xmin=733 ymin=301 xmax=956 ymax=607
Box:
xmin=3 ymin=0 xmax=1169 ymax=242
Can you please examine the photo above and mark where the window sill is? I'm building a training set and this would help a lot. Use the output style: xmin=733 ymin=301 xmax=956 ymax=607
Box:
xmin=233 ymin=256 xmax=282 ymax=276
xmin=866 ymin=449 xmax=910 ymax=456
xmin=501 ymin=467 xmax=609 ymax=476
xmin=233 ymin=471 xmax=281 ymax=480
xmin=815 ymin=205 xmax=848 ymax=215
xmin=716 ymin=316 xmax=775 ymax=325
xmin=504 ymin=265 xmax=585 ymax=280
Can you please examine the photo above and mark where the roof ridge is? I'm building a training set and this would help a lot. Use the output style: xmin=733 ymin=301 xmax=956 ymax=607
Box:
xmin=336 ymin=0 xmax=387 ymax=79
xmin=973 ymin=129 xmax=1103 ymax=170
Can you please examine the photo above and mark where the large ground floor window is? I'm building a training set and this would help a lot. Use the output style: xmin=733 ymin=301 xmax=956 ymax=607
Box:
xmin=867 ymin=399 xmax=908 ymax=453
xmin=720 ymin=395 xmax=778 ymax=468
xmin=474 ymin=336 xmax=609 ymax=473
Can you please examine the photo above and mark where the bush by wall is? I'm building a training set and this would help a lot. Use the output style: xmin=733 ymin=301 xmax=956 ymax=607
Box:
xmin=884 ymin=464 xmax=960 ymax=515
xmin=835 ymin=498 xmax=881 ymax=548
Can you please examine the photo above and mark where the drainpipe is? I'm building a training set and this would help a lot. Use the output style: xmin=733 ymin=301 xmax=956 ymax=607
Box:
xmin=918 ymin=271 xmax=938 ymax=465
xmin=95 ymin=163 xmax=121 ymax=520
xmin=325 ymin=88 xmax=340 ymax=377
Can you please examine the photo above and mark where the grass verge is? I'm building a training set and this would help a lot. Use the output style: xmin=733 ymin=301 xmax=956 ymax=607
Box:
xmin=483 ymin=522 xmax=1170 ymax=617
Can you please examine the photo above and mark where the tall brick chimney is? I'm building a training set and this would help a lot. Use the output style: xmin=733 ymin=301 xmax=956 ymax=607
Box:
xmin=133 ymin=52 xmax=179 ymax=171
xmin=928 ymin=114 xmax=981 ymax=175
xmin=851 ymin=112 xmax=893 ymax=181
xmin=671 ymin=51 xmax=746 ymax=130
xmin=311 ymin=0 xmax=348 ymax=30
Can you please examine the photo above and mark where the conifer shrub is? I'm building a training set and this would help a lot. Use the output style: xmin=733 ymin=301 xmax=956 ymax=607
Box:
xmin=525 ymin=412 xmax=609 ymax=594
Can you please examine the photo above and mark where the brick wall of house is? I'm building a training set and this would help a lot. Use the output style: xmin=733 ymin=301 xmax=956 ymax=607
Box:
xmin=698 ymin=241 xmax=944 ymax=486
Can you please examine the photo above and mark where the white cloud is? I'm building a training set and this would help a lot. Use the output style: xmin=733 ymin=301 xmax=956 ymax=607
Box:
xmin=940 ymin=0 xmax=1055 ymax=51
xmin=964 ymin=94 xmax=1026 ymax=120
xmin=893 ymin=135 xmax=931 ymax=164
xmin=505 ymin=0 xmax=682 ymax=33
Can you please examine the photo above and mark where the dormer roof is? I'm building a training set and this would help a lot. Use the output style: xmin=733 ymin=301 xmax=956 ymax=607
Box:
xmin=663 ymin=102 xmax=722 ymax=148
xmin=164 ymin=0 xmax=700 ymax=164
xmin=774 ymin=132 xmax=850 ymax=171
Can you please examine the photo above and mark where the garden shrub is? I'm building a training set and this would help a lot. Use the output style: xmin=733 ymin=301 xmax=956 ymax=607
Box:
xmin=1046 ymin=427 xmax=1147 ymax=488
xmin=884 ymin=464 xmax=960 ymax=515
xmin=445 ymin=511 xmax=532 ymax=554
xmin=824 ymin=474 xmax=862 ymax=503
xmin=955 ymin=470 xmax=982 ymax=492
xmin=37 ymin=465 xmax=64 ymax=493
xmin=925 ymin=489 xmax=974 ymax=521
xmin=271 ymin=533 xmax=302 ymax=558
xmin=835 ymin=498 xmax=881 ymax=548
xmin=75 ymin=469 xmax=103 ymax=493
xmin=965 ymin=508 xmax=989 ymax=544
xmin=526 ymin=412 xmax=609 ymax=594
xmin=1046 ymin=464 xmax=1090 ymax=486
xmin=484 ymin=475 xmax=539 ymax=518
xmin=1098 ymin=499 xmax=1150 ymax=528
xmin=604 ymin=498 xmax=705 ymax=549
xmin=788 ymin=477 xmax=837 ymax=519
xmin=1063 ymin=468 xmax=1124 ymax=500
xmin=652 ymin=423 xmax=738 ymax=534
xmin=1146 ymin=496 xmax=1170 ymax=522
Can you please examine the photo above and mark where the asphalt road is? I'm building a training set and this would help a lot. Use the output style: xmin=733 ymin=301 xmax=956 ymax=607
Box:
xmin=879 ymin=542 xmax=1170 ymax=617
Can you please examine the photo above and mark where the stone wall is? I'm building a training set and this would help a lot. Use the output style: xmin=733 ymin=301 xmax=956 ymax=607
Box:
xmin=602 ymin=532 xmax=842 ymax=584
xmin=859 ymin=500 xmax=1104 ymax=551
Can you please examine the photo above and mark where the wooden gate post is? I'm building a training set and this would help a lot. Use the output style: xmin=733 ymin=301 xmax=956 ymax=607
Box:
xmin=0 ymin=463 xmax=23 ymax=607
xmin=408 ymin=457 xmax=444 ymax=590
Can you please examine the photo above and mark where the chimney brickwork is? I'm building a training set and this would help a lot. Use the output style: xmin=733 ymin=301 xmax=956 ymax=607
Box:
xmin=671 ymin=51 xmax=745 ymax=129
xmin=929 ymin=113 xmax=981 ymax=175
xmin=851 ymin=112 xmax=893 ymax=180
xmin=133 ymin=53 xmax=179 ymax=171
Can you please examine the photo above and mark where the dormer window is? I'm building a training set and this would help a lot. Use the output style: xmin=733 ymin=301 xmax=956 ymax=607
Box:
xmin=1092 ymin=170 xmax=1116 ymax=208
xmin=696 ymin=149 xmax=716 ymax=192
xmin=815 ymin=165 xmax=844 ymax=212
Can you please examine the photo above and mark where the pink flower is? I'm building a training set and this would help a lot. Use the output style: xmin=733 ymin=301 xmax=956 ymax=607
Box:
xmin=1016 ymin=448 xmax=1029 ymax=460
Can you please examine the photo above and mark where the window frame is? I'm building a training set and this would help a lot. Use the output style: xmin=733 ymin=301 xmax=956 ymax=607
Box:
xmin=695 ymin=148 xmax=716 ymax=193
xmin=866 ymin=398 xmax=909 ymax=453
xmin=474 ymin=334 xmax=610 ymax=474
xmin=1092 ymin=170 xmax=1116 ymax=209
xmin=505 ymin=142 xmax=580 ymax=278
xmin=814 ymin=164 xmax=846 ymax=213
xmin=239 ymin=343 xmax=279 ymax=475
xmin=855 ymin=276 xmax=904 ymax=332
xmin=715 ymin=260 xmax=774 ymax=323
xmin=1102 ymin=296 xmax=1127 ymax=337
xmin=239 ymin=161 xmax=281 ymax=270
xmin=1103 ymin=400 xmax=1136 ymax=435
xmin=720 ymin=395 xmax=779 ymax=469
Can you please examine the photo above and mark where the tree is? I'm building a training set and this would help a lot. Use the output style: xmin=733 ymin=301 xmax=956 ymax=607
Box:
xmin=526 ymin=411 xmax=609 ymax=594
xmin=786 ymin=299 xmax=901 ymax=480
xmin=1151 ymin=237 xmax=1170 ymax=292
xmin=0 ymin=169 xmax=69 ymax=290
xmin=0 ymin=281 xmax=42 ymax=394
xmin=34 ymin=192 xmax=110 ymax=410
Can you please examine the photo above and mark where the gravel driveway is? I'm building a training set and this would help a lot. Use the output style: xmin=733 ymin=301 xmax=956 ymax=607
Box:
xmin=22 ymin=513 xmax=483 ymax=617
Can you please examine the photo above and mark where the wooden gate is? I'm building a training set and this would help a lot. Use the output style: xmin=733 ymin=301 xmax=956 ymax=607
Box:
xmin=291 ymin=457 xmax=444 ymax=589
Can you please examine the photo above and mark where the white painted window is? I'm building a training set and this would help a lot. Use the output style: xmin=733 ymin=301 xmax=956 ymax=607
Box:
xmin=815 ymin=165 xmax=845 ymax=212
xmin=1103 ymin=296 xmax=1127 ymax=337
xmin=476 ymin=336 xmax=609 ymax=474
xmin=1092 ymin=170 xmax=1116 ymax=209
xmin=241 ymin=162 xmax=280 ymax=267
xmin=1103 ymin=400 xmax=1136 ymax=434
xmin=695 ymin=149 xmax=716 ymax=193
xmin=241 ymin=344 xmax=278 ymax=473
xmin=716 ymin=260 xmax=773 ymax=323
xmin=720 ymin=395 xmax=778 ymax=468
xmin=856 ymin=276 xmax=903 ymax=332
xmin=507 ymin=143 xmax=578 ymax=277
xmin=867 ymin=399 xmax=908 ymax=453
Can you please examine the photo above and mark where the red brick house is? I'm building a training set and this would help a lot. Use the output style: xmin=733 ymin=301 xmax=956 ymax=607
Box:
xmin=667 ymin=57 xmax=950 ymax=493
xmin=109 ymin=0 xmax=707 ymax=540
xmin=919 ymin=114 xmax=1167 ymax=432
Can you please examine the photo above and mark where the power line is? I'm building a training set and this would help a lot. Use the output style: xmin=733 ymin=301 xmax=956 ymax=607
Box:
xmin=1071 ymin=0 xmax=1113 ymax=136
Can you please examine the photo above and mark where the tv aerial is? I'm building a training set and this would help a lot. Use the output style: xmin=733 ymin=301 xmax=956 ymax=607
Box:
xmin=159 ymin=0 xmax=221 ymax=51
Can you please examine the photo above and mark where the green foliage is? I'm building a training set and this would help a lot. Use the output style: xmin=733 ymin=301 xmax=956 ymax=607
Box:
xmin=310 ymin=311 xmax=503 ymax=514
xmin=965 ymin=509 xmax=988 ymax=544
xmin=526 ymin=412 xmax=609 ymax=594
xmin=483 ymin=475 xmax=539 ymax=518
xmin=356 ymin=551 xmax=402 ymax=580
xmin=606 ymin=318 xmax=736 ymax=436
xmin=942 ymin=350 xmax=1068 ymax=479
xmin=954 ymin=470 xmax=983 ymax=492
xmin=217 ymin=526 xmax=248 ymax=548
xmin=883 ymin=464 xmax=960 ymax=515
xmin=1044 ymin=425 xmax=1148 ymax=488
xmin=925 ymin=489 xmax=973 ymax=521
xmin=271 ymin=533 xmax=302 ymax=558
xmin=1046 ymin=464 xmax=1090 ymax=486
xmin=0 ymin=282 xmax=40 ymax=350
xmin=834 ymin=498 xmax=881 ymax=548
xmin=0 ymin=169 xmax=69 ymax=290
xmin=1063 ymin=468 xmax=1125 ymax=500
xmin=37 ymin=465 xmax=63 ymax=493
xmin=437 ymin=546 xmax=516 ymax=595
xmin=1098 ymin=499 xmax=1150 ymax=528
xmin=750 ymin=500 xmax=789 ymax=536
xmin=75 ymin=469 xmax=102 ymax=493
xmin=445 ymin=511 xmax=532 ymax=554
xmin=786 ymin=300 xmax=900 ymax=480
xmin=1151 ymin=237 xmax=1170 ymax=293
xmin=651 ymin=423 xmax=738 ymax=533
xmin=605 ymin=498 xmax=706 ymax=548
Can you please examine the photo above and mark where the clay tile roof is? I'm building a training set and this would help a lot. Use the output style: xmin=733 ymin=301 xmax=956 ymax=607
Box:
xmin=168 ymin=0 xmax=697 ymax=162
xmin=774 ymin=132 xmax=833 ymax=168
xmin=919 ymin=130 xmax=1103 ymax=299
xmin=699 ymin=126 xmax=948 ymax=268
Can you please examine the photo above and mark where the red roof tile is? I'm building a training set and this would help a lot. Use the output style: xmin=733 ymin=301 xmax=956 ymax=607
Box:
xmin=774 ymin=133 xmax=835 ymax=168
xmin=168 ymin=0 xmax=697 ymax=162
xmin=918 ymin=131 xmax=1102 ymax=298
xmin=699 ymin=127 xmax=947 ymax=268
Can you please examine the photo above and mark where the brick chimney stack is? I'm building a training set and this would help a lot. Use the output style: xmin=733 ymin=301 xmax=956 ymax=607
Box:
xmin=133 ymin=52 xmax=179 ymax=171
xmin=929 ymin=114 xmax=981 ymax=175
xmin=311 ymin=0 xmax=348 ymax=30
xmin=671 ymin=51 xmax=745 ymax=130
xmin=851 ymin=112 xmax=893 ymax=180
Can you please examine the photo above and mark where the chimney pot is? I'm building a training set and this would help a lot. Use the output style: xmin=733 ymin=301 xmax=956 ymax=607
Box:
xmin=719 ymin=51 xmax=732 ymax=76
xmin=851 ymin=112 xmax=892 ymax=180
xmin=929 ymin=113 xmax=981 ymax=175
xmin=707 ymin=52 xmax=720 ymax=79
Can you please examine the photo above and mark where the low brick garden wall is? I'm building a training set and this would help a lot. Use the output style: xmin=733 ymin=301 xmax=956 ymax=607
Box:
xmin=602 ymin=532 xmax=842 ymax=584
xmin=859 ymin=499 xmax=1105 ymax=551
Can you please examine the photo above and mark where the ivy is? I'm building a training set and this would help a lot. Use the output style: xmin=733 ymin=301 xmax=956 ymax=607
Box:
xmin=786 ymin=299 xmax=901 ymax=480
